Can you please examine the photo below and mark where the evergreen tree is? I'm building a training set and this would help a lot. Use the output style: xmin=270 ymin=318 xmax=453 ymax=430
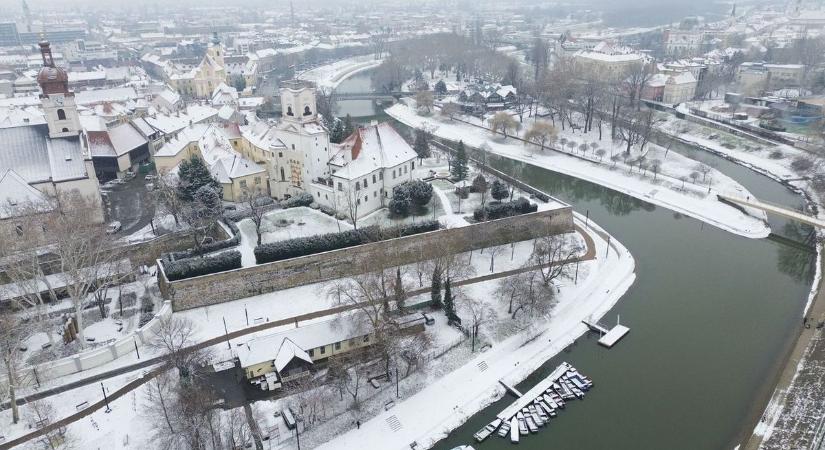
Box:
xmin=177 ymin=155 xmax=222 ymax=202
xmin=413 ymin=128 xmax=432 ymax=161
xmin=444 ymin=278 xmax=460 ymax=324
xmin=491 ymin=180 xmax=509 ymax=201
xmin=430 ymin=267 xmax=442 ymax=309
xmin=451 ymin=141 xmax=469 ymax=181
xmin=343 ymin=114 xmax=355 ymax=139
xmin=330 ymin=119 xmax=345 ymax=143
xmin=434 ymin=79 xmax=447 ymax=95
xmin=394 ymin=267 xmax=406 ymax=313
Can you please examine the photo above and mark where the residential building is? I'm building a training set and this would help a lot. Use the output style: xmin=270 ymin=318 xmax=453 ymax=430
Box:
xmin=168 ymin=33 xmax=228 ymax=98
xmin=237 ymin=314 xmax=425 ymax=391
xmin=644 ymin=71 xmax=697 ymax=105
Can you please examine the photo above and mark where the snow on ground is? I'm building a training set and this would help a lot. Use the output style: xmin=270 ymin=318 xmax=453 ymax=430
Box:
xmin=387 ymin=103 xmax=771 ymax=239
xmin=297 ymin=55 xmax=383 ymax=89
xmin=236 ymin=207 xmax=351 ymax=267
xmin=315 ymin=213 xmax=635 ymax=450
xmin=125 ymin=213 xmax=186 ymax=243
xmin=0 ymin=365 xmax=160 ymax=445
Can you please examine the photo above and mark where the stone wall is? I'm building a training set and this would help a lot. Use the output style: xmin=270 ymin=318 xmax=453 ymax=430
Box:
xmin=160 ymin=207 xmax=574 ymax=310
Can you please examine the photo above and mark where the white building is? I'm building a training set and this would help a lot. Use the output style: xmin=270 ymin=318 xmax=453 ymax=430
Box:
xmin=307 ymin=122 xmax=418 ymax=220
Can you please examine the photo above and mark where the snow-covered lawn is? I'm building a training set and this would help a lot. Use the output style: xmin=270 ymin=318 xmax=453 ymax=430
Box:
xmin=297 ymin=55 xmax=383 ymax=89
xmin=387 ymin=103 xmax=771 ymax=239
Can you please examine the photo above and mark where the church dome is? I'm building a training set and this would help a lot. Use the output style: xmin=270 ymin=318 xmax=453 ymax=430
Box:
xmin=37 ymin=65 xmax=68 ymax=84
xmin=36 ymin=40 xmax=69 ymax=95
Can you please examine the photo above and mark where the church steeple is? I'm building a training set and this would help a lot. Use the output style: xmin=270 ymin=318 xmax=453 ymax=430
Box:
xmin=37 ymin=39 xmax=80 ymax=138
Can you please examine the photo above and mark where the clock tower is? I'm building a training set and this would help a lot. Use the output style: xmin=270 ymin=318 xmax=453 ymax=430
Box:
xmin=36 ymin=39 xmax=80 ymax=138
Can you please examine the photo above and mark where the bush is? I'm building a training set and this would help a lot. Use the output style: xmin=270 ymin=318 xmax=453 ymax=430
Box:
xmin=470 ymin=174 xmax=488 ymax=193
xmin=455 ymin=186 xmax=470 ymax=199
xmin=164 ymin=251 xmax=242 ymax=281
xmin=283 ymin=192 xmax=314 ymax=208
xmin=473 ymin=197 xmax=537 ymax=221
xmin=534 ymin=192 xmax=550 ymax=203
xmin=791 ymin=156 xmax=814 ymax=173
xmin=769 ymin=150 xmax=784 ymax=160
xmin=389 ymin=180 xmax=433 ymax=217
xmin=254 ymin=221 xmax=440 ymax=264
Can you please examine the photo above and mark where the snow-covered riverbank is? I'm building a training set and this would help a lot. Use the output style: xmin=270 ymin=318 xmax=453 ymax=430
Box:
xmin=317 ymin=214 xmax=635 ymax=450
xmin=297 ymin=55 xmax=383 ymax=89
xmin=387 ymin=103 xmax=770 ymax=239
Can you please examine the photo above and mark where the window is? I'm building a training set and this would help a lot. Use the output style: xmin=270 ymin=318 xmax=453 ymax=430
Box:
xmin=319 ymin=345 xmax=326 ymax=355
xmin=308 ymin=348 xmax=314 ymax=357
xmin=357 ymin=198 xmax=361 ymax=205
xmin=254 ymin=177 xmax=261 ymax=185
xmin=364 ymin=195 xmax=368 ymax=203
xmin=334 ymin=342 xmax=341 ymax=350
xmin=287 ymin=106 xmax=293 ymax=116
xmin=372 ymin=174 xmax=376 ymax=183
xmin=412 ymin=161 xmax=415 ymax=170
xmin=291 ymin=144 xmax=295 ymax=150
xmin=379 ymin=172 xmax=383 ymax=180
xmin=280 ymin=167 xmax=286 ymax=181
xmin=278 ymin=152 xmax=283 ymax=158
xmin=355 ymin=181 xmax=361 ymax=191
xmin=337 ymin=182 xmax=343 ymax=191
xmin=392 ymin=170 xmax=396 ymax=179
xmin=373 ymin=191 xmax=377 ymax=198
xmin=57 ymin=108 xmax=66 ymax=120
xmin=61 ymin=128 xmax=68 ymax=132
xmin=303 ymin=105 xmax=312 ymax=116
xmin=404 ymin=166 xmax=408 ymax=174
xmin=240 ymin=180 xmax=247 ymax=188
xmin=363 ymin=178 xmax=368 ymax=188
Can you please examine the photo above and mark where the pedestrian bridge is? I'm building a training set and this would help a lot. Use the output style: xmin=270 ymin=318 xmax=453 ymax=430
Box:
xmin=718 ymin=194 xmax=825 ymax=228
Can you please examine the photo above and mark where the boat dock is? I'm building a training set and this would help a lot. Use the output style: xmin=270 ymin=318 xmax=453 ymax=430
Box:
xmin=583 ymin=316 xmax=630 ymax=348
xmin=473 ymin=362 xmax=594 ymax=444
xmin=498 ymin=380 xmax=524 ymax=398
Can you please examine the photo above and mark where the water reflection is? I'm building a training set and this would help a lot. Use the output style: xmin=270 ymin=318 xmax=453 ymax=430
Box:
xmin=776 ymin=221 xmax=817 ymax=284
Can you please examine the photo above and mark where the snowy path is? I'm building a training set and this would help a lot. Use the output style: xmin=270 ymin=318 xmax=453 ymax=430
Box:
xmin=316 ymin=214 xmax=636 ymax=450
xmin=297 ymin=55 xmax=383 ymax=89
xmin=387 ymin=104 xmax=770 ymax=239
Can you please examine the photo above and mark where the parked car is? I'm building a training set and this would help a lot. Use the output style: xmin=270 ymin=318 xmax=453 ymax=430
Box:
xmin=144 ymin=174 xmax=156 ymax=181
xmin=106 ymin=221 xmax=122 ymax=234
xmin=123 ymin=170 xmax=136 ymax=180
xmin=146 ymin=182 xmax=155 ymax=191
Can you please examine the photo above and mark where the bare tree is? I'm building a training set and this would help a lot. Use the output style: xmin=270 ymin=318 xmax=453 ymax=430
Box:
xmin=178 ymin=185 xmax=223 ymax=255
xmin=523 ymin=121 xmax=558 ymax=153
xmin=152 ymin=172 xmax=185 ymax=227
xmin=0 ymin=310 xmax=30 ymax=424
xmin=327 ymin=352 xmax=368 ymax=411
xmin=462 ymin=295 xmax=494 ymax=352
xmin=440 ymin=102 xmax=460 ymax=120
xmin=415 ymin=90 xmax=434 ymax=114
xmin=47 ymin=192 xmax=123 ymax=348
xmin=27 ymin=400 xmax=73 ymax=450
xmin=488 ymin=112 xmax=519 ymax=139
xmin=624 ymin=60 xmax=656 ymax=109
xmin=242 ymin=186 xmax=271 ymax=246
xmin=150 ymin=316 xmax=210 ymax=378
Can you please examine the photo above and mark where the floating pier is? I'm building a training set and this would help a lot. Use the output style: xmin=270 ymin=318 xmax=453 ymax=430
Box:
xmin=583 ymin=315 xmax=630 ymax=348
xmin=473 ymin=362 xmax=593 ymax=444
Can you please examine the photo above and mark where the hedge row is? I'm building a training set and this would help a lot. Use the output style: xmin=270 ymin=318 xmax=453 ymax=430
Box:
xmin=165 ymin=250 xmax=242 ymax=281
xmin=167 ymin=220 xmax=240 ymax=260
xmin=283 ymin=192 xmax=314 ymax=208
xmin=473 ymin=197 xmax=537 ymax=221
xmin=254 ymin=220 xmax=440 ymax=264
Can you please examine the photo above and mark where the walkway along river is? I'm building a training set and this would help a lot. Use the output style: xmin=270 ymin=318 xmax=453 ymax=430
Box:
xmin=411 ymin=138 xmax=815 ymax=450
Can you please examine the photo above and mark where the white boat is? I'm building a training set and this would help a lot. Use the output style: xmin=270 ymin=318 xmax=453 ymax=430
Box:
xmin=473 ymin=418 xmax=501 ymax=443
xmin=538 ymin=400 xmax=555 ymax=418
xmin=543 ymin=394 xmax=558 ymax=410
xmin=497 ymin=419 xmax=510 ymax=438
xmin=450 ymin=446 xmax=476 ymax=450
xmin=517 ymin=412 xmax=528 ymax=435
xmin=510 ymin=417 xmax=520 ymax=443
xmin=525 ymin=414 xmax=538 ymax=433
xmin=534 ymin=402 xmax=549 ymax=422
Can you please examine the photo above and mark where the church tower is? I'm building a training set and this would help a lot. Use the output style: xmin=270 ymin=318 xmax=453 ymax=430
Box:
xmin=279 ymin=80 xmax=318 ymax=124
xmin=37 ymin=40 xmax=80 ymax=138
xmin=206 ymin=32 xmax=225 ymax=68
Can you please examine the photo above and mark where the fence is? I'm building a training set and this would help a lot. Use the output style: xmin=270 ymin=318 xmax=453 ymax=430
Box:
xmin=1 ymin=300 xmax=173 ymax=388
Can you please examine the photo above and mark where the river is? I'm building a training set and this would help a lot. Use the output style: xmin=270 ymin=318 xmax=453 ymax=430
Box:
xmin=333 ymin=71 xmax=816 ymax=450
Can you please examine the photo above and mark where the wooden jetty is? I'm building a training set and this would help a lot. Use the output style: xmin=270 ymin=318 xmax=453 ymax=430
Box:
xmin=583 ymin=315 xmax=630 ymax=348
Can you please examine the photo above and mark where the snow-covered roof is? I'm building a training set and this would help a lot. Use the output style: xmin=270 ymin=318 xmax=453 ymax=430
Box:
xmin=237 ymin=318 xmax=362 ymax=369
xmin=108 ymin=122 xmax=148 ymax=156
xmin=330 ymin=122 xmax=417 ymax=179
xmin=144 ymin=105 xmax=218 ymax=135
xmin=273 ymin=338 xmax=313 ymax=372
xmin=0 ymin=106 xmax=45 ymax=128
xmin=75 ymin=87 xmax=140 ymax=106
xmin=0 ymin=124 xmax=87 ymax=184
xmin=0 ymin=169 xmax=51 ymax=219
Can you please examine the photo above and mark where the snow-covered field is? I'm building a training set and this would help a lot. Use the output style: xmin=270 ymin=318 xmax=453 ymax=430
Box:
xmin=297 ymin=55 xmax=383 ymax=89
xmin=386 ymin=103 xmax=771 ymax=239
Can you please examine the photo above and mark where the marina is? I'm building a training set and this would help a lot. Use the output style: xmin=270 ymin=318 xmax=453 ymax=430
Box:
xmin=473 ymin=362 xmax=594 ymax=444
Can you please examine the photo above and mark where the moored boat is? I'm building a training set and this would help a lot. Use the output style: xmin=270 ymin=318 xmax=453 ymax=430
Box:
xmin=510 ymin=417 xmax=520 ymax=443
